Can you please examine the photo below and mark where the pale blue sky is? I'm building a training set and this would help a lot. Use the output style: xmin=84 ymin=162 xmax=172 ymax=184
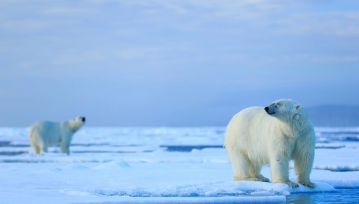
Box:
xmin=0 ymin=0 xmax=359 ymax=126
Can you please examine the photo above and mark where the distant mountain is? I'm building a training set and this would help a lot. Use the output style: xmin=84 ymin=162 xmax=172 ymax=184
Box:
xmin=306 ymin=105 xmax=359 ymax=127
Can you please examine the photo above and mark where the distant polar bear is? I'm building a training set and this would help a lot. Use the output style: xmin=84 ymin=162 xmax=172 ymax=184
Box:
xmin=224 ymin=99 xmax=315 ymax=188
xmin=28 ymin=116 xmax=86 ymax=155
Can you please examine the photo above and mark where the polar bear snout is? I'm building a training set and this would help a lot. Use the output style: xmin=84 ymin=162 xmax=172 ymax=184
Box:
xmin=81 ymin=117 xmax=86 ymax=122
xmin=264 ymin=106 xmax=276 ymax=115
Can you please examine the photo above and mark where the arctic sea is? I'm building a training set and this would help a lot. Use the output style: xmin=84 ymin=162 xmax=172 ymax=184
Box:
xmin=0 ymin=127 xmax=359 ymax=203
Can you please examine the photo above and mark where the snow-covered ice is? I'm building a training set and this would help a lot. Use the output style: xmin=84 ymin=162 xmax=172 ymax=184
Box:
xmin=0 ymin=127 xmax=358 ymax=203
xmin=75 ymin=196 xmax=287 ymax=203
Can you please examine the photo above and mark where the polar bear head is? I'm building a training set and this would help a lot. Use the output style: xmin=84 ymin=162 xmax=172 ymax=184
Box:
xmin=264 ymin=99 xmax=304 ymax=122
xmin=68 ymin=116 xmax=86 ymax=132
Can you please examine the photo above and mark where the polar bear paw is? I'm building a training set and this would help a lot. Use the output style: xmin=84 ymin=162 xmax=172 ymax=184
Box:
xmin=299 ymin=181 xmax=315 ymax=188
xmin=256 ymin=175 xmax=270 ymax=182
xmin=233 ymin=176 xmax=270 ymax=182
xmin=285 ymin=181 xmax=299 ymax=188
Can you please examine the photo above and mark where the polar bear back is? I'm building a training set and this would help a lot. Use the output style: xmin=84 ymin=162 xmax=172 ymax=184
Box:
xmin=225 ymin=107 xmax=287 ymax=165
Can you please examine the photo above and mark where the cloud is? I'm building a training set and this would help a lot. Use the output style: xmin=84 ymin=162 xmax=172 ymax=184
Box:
xmin=304 ymin=55 xmax=359 ymax=63
xmin=51 ymin=49 xmax=106 ymax=65
xmin=2 ymin=0 xmax=358 ymax=37
xmin=0 ymin=19 xmax=50 ymax=32
xmin=272 ymin=11 xmax=359 ymax=37
xmin=43 ymin=7 xmax=92 ymax=15
xmin=115 ymin=47 xmax=157 ymax=60
xmin=101 ymin=0 xmax=359 ymax=37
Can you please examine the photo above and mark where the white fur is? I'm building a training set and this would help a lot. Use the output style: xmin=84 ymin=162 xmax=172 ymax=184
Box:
xmin=224 ymin=99 xmax=315 ymax=188
xmin=28 ymin=117 xmax=85 ymax=155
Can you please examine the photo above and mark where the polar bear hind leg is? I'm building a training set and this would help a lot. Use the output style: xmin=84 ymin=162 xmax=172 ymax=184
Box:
xmin=29 ymin=132 xmax=48 ymax=155
xmin=30 ymin=139 xmax=40 ymax=154
xmin=228 ymin=149 xmax=265 ymax=181
xmin=250 ymin=163 xmax=270 ymax=182
xmin=227 ymin=149 xmax=249 ymax=180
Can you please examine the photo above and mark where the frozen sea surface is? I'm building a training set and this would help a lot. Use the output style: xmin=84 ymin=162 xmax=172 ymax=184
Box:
xmin=0 ymin=127 xmax=359 ymax=203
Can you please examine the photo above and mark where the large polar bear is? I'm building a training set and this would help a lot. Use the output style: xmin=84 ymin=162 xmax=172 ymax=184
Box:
xmin=28 ymin=116 xmax=86 ymax=155
xmin=224 ymin=99 xmax=315 ymax=188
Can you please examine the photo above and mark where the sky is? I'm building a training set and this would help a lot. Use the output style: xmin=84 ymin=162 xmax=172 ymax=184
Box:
xmin=0 ymin=0 xmax=359 ymax=126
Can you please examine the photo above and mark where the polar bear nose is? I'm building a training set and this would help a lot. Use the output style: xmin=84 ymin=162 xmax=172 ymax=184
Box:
xmin=264 ymin=107 xmax=269 ymax=113
xmin=81 ymin=117 xmax=86 ymax=122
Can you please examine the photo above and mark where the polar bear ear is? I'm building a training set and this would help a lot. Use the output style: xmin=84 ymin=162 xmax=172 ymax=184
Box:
xmin=296 ymin=104 xmax=302 ymax=110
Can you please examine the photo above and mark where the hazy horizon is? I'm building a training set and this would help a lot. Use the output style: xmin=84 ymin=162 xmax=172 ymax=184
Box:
xmin=1 ymin=0 xmax=359 ymax=126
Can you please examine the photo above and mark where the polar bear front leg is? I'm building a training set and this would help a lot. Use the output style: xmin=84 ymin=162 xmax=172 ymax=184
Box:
xmin=295 ymin=161 xmax=315 ymax=188
xmin=270 ymin=156 xmax=299 ymax=188
xmin=60 ymin=137 xmax=71 ymax=155
xmin=60 ymin=142 xmax=70 ymax=155
xmin=293 ymin=138 xmax=315 ymax=188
